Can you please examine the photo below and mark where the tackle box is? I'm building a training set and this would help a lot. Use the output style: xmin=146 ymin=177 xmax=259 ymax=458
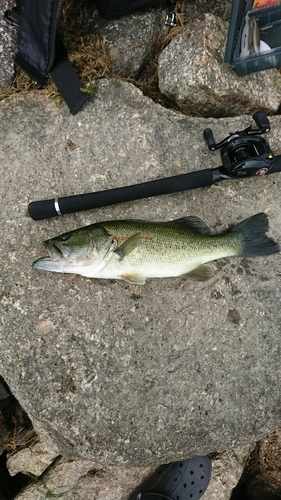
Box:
xmin=224 ymin=0 xmax=281 ymax=75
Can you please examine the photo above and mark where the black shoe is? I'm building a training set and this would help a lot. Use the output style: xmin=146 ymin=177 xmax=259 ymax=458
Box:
xmin=129 ymin=455 xmax=212 ymax=500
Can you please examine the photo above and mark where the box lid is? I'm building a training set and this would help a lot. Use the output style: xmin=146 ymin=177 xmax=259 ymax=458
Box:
xmin=224 ymin=0 xmax=248 ymax=62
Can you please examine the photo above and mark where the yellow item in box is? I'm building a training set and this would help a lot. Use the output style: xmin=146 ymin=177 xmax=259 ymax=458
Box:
xmin=254 ymin=0 xmax=281 ymax=8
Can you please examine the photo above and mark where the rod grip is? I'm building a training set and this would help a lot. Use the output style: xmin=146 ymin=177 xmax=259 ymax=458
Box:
xmin=28 ymin=169 xmax=215 ymax=220
xmin=28 ymin=199 xmax=59 ymax=220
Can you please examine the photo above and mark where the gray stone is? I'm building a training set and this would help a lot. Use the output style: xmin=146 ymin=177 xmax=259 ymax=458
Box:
xmin=11 ymin=439 xmax=252 ymax=500
xmin=158 ymin=13 xmax=281 ymax=117
xmin=88 ymin=7 xmax=167 ymax=79
xmin=0 ymin=0 xmax=17 ymax=87
xmin=1 ymin=80 xmax=281 ymax=467
xmin=14 ymin=455 xmax=155 ymax=500
xmin=82 ymin=0 xmax=233 ymax=84
xmin=204 ymin=445 xmax=254 ymax=500
xmin=7 ymin=440 xmax=59 ymax=477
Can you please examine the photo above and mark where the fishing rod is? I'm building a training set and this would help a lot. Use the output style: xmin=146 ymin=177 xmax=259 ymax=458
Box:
xmin=28 ymin=111 xmax=281 ymax=220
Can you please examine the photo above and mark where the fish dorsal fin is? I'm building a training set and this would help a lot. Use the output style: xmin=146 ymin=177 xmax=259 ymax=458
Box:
xmin=169 ymin=217 xmax=211 ymax=235
xmin=181 ymin=264 xmax=213 ymax=281
xmin=120 ymin=272 xmax=146 ymax=285
xmin=115 ymin=233 xmax=141 ymax=260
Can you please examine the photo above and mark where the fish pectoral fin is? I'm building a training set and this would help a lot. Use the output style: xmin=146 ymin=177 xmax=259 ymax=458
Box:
xmin=181 ymin=264 xmax=213 ymax=281
xmin=115 ymin=233 xmax=141 ymax=260
xmin=120 ymin=272 xmax=146 ymax=285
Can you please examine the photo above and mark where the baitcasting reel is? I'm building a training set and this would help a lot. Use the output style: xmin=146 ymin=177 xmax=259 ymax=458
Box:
xmin=203 ymin=111 xmax=274 ymax=178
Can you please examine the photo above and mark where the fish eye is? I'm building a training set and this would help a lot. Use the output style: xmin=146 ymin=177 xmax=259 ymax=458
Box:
xmin=60 ymin=233 xmax=70 ymax=241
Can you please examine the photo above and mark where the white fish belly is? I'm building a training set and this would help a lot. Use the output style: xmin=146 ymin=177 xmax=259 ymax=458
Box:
xmin=88 ymin=241 xmax=236 ymax=280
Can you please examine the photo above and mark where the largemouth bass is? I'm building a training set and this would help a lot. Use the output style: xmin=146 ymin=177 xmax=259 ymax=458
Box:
xmin=33 ymin=213 xmax=279 ymax=285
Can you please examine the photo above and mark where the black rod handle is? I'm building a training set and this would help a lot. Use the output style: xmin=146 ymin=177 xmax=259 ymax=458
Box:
xmin=28 ymin=168 xmax=216 ymax=220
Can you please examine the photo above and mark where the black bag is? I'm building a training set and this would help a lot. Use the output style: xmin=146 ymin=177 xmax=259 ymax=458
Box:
xmin=3 ymin=0 xmax=176 ymax=114
xmin=96 ymin=0 xmax=166 ymax=19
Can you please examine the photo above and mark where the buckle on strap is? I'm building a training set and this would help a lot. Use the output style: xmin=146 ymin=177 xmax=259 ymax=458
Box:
xmin=165 ymin=0 xmax=177 ymax=27
xmin=165 ymin=9 xmax=176 ymax=26
xmin=3 ymin=7 xmax=20 ymax=30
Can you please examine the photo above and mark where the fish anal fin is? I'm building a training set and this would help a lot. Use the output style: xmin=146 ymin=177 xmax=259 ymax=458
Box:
xmin=181 ymin=264 xmax=213 ymax=281
xmin=115 ymin=233 xmax=141 ymax=260
xmin=120 ymin=273 xmax=146 ymax=285
xmin=170 ymin=217 xmax=211 ymax=234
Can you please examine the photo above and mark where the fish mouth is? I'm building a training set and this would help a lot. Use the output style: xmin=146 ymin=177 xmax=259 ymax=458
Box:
xmin=43 ymin=241 xmax=65 ymax=261
xmin=33 ymin=241 xmax=68 ymax=272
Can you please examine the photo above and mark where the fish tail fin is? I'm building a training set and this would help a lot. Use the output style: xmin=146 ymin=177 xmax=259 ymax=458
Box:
xmin=230 ymin=213 xmax=280 ymax=258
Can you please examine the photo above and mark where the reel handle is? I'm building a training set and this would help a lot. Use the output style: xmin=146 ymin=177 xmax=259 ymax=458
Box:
xmin=203 ymin=128 xmax=216 ymax=151
xmin=252 ymin=111 xmax=270 ymax=132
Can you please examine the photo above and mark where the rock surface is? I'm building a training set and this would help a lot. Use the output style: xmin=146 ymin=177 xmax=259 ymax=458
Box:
xmin=88 ymin=6 xmax=167 ymax=79
xmin=0 ymin=1 xmax=17 ymax=88
xmin=1 ymin=79 xmax=281 ymax=467
xmin=158 ymin=13 xmax=281 ymax=117
xmin=14 ymin=455 xmax=154 ymax=500
xmin=204 ymin=445 xmax=254 ymax=500
xmin=9 ymin=441 xmax=252 ymax=500
xmin=7 ymin=440 xmax=58 ymax=477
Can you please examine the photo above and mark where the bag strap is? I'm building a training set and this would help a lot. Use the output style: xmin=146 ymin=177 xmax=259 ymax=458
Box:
xmin=49 ymin=34 xmax=89 ymax=115
xmin=3 ymin=1 xmax=88 ymax=115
